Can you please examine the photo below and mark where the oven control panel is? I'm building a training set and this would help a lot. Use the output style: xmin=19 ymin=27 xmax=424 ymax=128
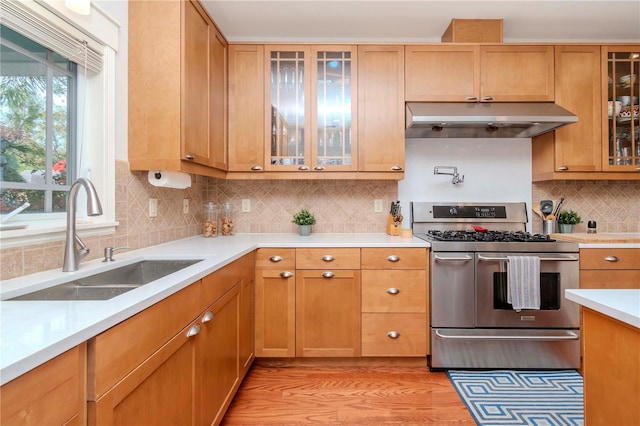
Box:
xmin=433 ymin=205 xmax=507 ymax=219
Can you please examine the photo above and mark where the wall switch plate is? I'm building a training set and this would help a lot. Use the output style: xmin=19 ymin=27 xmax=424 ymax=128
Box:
xmin=374 ymin=199 xmax=383 ymax=212
xmin=183 ymin=199 xmax=189 ymax=214
xmin=242 ymin=199 xmax=250 ymax=212
xmin=149 ymin=198 xmax=158 ymax=217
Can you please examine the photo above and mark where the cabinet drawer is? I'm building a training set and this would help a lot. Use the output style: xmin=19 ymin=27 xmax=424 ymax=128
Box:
xmin=256 ymin=248 xmax=295 ymax=269
xmin=87 ymin=282 xmax=201 ymax=399
xmin=361 ymin=248 xmax=428 ymax=269
xmin=580 ymin=248 xmax=640 ymax=270
xmin=361 ymin=313 xmax=427 ymax=356
xmin=202 ymin=252 xmax=254 ymax=308
xmin=362 ymin=270 xmax=427 ymax=313
xmin=296 ymin=248 xmax=360 ymax=269
xmin=580 ymin=270 xmax=640 ymax=289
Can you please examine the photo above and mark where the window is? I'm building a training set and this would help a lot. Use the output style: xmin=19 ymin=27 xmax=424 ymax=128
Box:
xmin=1 ymin=25 xmax=77 ymax=215
xmin=0 ymin=0 xmax=119 ymax=248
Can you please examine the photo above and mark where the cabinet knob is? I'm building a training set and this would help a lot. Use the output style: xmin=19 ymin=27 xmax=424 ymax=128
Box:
xmin=186 ymin=324 xmax=201 ymax=338
xmin=322 ymin=271 xmax=335 ymax=278
xmin=481 ymin=96 xmax=494 ymax=101
xmin=604 ymin=256 xmax=619 ymax=262
xmin=280 ymin=271 xmax=293 ymax=278
xmin=386 ymin=331 xmax=400 ymax=339
xmin=386 ymin=287 xmax=400 ymax=295
xmin=298 ymin=165 xmax=310 ymax=171
xmin=313 ymin=165 xmax=326 ymax=171
xmin=250 ymin=165 xmax=263 ymax=171
xmin=465 ymin=96 xmax=478 ymax=101
xmin=269 ymin=255 xmax=283 ymax=262
xmin=390 ymin=165 xmax=403 ymax=171
xmin=184 ymin=153 xmax=195 ymax=160
xmin=201 ymin=311 xmax=214 ymax=323
xmin=636 ymin=167 xmax=640 ymax=171
xmin=557 ymin=166 xmax=569 ymax=171
xmin=322 ymin=255 xmax=335 ymax=262
xmin=386 ymin=255 xmax=400 ymax=262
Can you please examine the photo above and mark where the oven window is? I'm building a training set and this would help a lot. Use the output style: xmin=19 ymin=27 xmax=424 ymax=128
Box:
xmin=493 ymin=272 xmax=561 ymax=310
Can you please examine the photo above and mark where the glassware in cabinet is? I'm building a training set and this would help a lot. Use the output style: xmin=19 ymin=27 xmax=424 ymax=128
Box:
xmin=605 ymin=48 xmax=640 ymax=169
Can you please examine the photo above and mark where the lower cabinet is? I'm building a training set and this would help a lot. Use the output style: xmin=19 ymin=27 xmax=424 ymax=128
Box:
xmin=1 ymin=344 xmax=86 ymax=426
xmin=579 ymin=248 xmax=640 ymax=289
xmin=88 ymin=252 xmax=255 ymax=426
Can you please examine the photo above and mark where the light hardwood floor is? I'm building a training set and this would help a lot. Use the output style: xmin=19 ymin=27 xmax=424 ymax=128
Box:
xmin=222 ymin=359 xmax=475 ymax=425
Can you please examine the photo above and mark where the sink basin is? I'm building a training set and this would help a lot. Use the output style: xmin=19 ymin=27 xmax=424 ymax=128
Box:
xmin=8 ymin=259 xmax=203 ymax=301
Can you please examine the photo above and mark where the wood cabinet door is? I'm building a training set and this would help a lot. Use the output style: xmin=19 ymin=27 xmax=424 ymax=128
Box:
xmin=228 ymin=45 xmax=265 ymax=172
xmin=239 ymin=275 xmax=256 ymax=377
xmin=91 ymin=322 xmax=199 ymax=426
xmin=1 ymin=344 xmax=86 ymax=426
xmin=209 ymin=27 xmax=228 ymax=171
xmin=295 ymin=269 xmax=361 ymax=357
xmin=198 ymin=285 xmax=240 ymax=426
xmin=480 ymin=45 xmax=555 ymax=101
xmin=182 ymin=0 xmax=213 ymax=166
xmin=553 ymin=45 xmax=602 ymax=172
xmin=357 ymin=45 xmax=405 ymax=173
xmin=255 ymin=269 xmax=296 ymax=357
xmin=405 ymin=45 xmax=479 ymax=101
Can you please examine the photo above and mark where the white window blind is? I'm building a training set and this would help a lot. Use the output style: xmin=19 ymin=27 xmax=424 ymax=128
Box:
xmin=1 ymin=0 xmax=103 ymax=72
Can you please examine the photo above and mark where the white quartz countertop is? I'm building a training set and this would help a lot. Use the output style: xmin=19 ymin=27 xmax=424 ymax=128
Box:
xmin=565 ymin=289 xmax=640 ymax=329
xmin=0 ymin=233 xmax=427 ymax=385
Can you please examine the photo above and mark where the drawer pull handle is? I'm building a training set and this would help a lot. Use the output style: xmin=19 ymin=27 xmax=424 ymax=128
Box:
xmin=604 ymin=256 xmax=619 ymax=262
xmin=390 ymin=165 xmax=403 ymax=171
xmin=465 ymin=96 xmax=478 ymax=101
xmin=386 ymin=287 xmax=400 ymax=295
xmin=280 ymin=271 xmax=293 ymax=278
xmin=322 ymin=271 xmax=335 ymax=278
xmin=298 ymin=165 xmax=309 ymax=171
xmin=186 ymin=324 xmax=201 ymax=338
xmin=557 ymin=166 xmax=569 ymax=171
xmin=201 ymin=311 xmax=214 ymax=323
xmin=322 ymin=255 xmax=335 ymax=262
xmin=250 ymin=165 xmax=263 ymax=171
xmin=387 ymin=331 xmax=400 ymax=339
xmin=481 ymin=96 xmax=494 ymax=101
xmin=387 ymin=255 xmax=400 ymax=262
xmin=184 ymin=153 xmax=195 ymax=160
xmin=269 ymin=255 xmax=283 ymax=262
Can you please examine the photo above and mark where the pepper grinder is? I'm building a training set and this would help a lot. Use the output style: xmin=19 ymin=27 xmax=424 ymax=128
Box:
xmin=587 ymin=220 xmax=597 ymax=234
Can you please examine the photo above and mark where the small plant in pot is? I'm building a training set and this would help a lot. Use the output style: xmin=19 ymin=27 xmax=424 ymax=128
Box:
xmin=292 ymin=209 xmax=316 ymax=236
xmin=557 ymin=209 xmax=582 ymax=233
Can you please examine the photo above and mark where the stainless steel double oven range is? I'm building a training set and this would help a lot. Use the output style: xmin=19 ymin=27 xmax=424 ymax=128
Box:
xmin=411 ymin=202 xmax=580 ymax=370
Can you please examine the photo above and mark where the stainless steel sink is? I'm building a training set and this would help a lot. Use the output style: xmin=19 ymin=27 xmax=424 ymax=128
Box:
xmin=8 ymin=259 xmax=203 ymax=301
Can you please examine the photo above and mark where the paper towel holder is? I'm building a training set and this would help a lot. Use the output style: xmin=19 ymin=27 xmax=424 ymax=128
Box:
xmin=147 ymin=170 xmax=192 ymax=189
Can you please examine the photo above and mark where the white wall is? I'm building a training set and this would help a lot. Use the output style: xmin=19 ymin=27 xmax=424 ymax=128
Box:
xmin=398 ymin=138 xmax=533 ymax=230
xmin=95 ymin=0 xmax=128 ymax=160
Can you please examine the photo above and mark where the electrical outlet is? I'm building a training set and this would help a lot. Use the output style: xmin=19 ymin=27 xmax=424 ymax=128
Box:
xmin=242 ymin=199 xmax=251 ymax=212
xmin=183 ymin=199 xmax=189 ymax=214
xmin=374 ymin=199 xmax=383 ymax=213
xmin=149 ymin=198 xmax=158 ymax=217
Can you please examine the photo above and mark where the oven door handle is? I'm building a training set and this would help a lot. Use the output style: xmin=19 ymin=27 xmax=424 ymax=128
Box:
xmin=434 ymin=254 xmax=474 ymax=261
xmin=477 ymin=254 xmax=579 ymax=262
xmin=435 ymin=330 xmax=580 ymax=341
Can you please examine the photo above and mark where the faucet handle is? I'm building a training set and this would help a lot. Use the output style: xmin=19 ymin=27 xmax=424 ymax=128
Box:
xmin=103 ymin=246 xmax=129 ymax=262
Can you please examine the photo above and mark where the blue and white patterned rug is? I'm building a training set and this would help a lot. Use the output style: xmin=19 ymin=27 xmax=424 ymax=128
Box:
xmin=447 ymin=370 xmax=584 ymax=426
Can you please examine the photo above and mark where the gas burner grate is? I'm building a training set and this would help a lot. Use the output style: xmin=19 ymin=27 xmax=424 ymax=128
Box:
xmin=426 ymin=230 xmax=555 ymax=243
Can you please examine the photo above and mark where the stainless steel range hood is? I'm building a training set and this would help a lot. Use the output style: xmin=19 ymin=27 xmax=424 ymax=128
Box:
xmin=405 ymin=102 xmax=578 ymax=138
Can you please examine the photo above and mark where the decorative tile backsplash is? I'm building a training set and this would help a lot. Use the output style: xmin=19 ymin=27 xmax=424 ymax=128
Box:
xmin=1 ymin=160 xmax=638 ymax=281
xmin=532 ymin=180 xmax=640 ymax=233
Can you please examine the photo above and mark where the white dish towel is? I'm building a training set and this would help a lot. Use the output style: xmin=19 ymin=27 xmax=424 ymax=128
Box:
xmin=507 ymin=256 xmax=541 ymax=311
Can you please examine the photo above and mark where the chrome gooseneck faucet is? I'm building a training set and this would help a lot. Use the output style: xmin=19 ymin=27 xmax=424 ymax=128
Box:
xmin=434 ymin=166 xmax=465 ymax=185
xmin=63 ymin=178 xmax=103 ymax=272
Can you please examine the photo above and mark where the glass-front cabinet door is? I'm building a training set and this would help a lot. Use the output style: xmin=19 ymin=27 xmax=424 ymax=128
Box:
xmin=266 ymin=45 xmax=356 ymax=172
xmin=604 ymin=46 xmax=640 ymax=171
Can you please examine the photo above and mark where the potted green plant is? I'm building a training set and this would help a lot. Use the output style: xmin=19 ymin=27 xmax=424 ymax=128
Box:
xmin=557 ymin=209 xmax=582 ymax=233
xmin=292 ymin=209 xmax=316 ymax=236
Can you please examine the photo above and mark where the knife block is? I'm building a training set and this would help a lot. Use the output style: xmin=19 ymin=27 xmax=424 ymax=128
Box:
xmin=386 ymin=213 xmax=402 ymax=236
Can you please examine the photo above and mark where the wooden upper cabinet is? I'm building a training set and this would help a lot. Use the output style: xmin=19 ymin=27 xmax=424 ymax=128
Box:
xmin=357 ymin=45 xmax=405 ymax=172
xmin=406 ymin=44 xmax=554 ymax=102
xmin=480 ymin=45 xmax=555 ymax=101
xmin=128 ymin=0 xmax=227 ymax=177
xmin=405 ymin=45 xmax=479 ymax=101
xmin=228 ymin=45 xmax=265 ymax=172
